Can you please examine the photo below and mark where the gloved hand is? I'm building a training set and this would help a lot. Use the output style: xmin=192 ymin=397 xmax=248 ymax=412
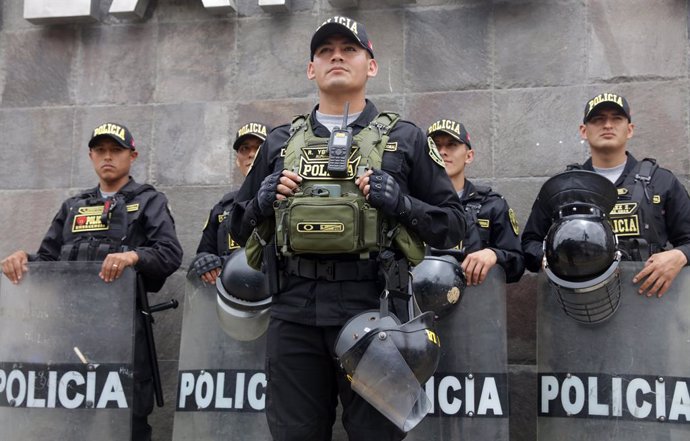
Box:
xmin=190 ymin=252 xmax=223 ymax=277
xmin=256 ymin=170 xmax=283 ymax=217
xmin=367 ymin=169 xmax=410 ymax=218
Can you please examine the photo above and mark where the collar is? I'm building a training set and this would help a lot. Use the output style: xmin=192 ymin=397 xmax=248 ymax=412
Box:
xmin=309 ymin=99 xmax=379 ymax=137
xmin=582 ymin=152 xmax=637 ymax=185
xmin=460 ymin=178 xmax=476 ymax=202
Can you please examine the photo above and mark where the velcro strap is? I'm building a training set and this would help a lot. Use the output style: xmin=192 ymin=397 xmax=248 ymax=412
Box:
xmin=283 ymin=256 xmax=379 ymax=281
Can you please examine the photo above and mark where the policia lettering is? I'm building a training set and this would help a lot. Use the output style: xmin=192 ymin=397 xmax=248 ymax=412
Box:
xmin=246 ymin=112 xmax=424 ymax=266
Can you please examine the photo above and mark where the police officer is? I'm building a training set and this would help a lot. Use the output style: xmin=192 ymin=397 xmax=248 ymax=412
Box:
xmin=1 ymin=122 xmax=183 ymax=441
xmin=428 ymin=119 xmax=525 ymax=285
xmin=228 ymin=17 xmax=464 ymax=441
xmin=190 ymin=122 xmax=268 ymax=284
xmin=522 ymin=93 xmax=690 ymax=297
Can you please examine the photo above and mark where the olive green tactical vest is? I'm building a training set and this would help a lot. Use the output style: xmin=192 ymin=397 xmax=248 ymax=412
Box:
xmin=245 ymin=112 xmax=425 ymax=270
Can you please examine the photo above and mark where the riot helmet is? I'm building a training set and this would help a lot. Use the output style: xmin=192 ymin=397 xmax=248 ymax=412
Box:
xmin=411 ymin=255 xmax=466 ymax=319
xmin=335 ymin=293 xmax=440 ymax=432
xmin=539 ymin=170 xmax=622 ymax=324
xmin=215 ymin=248 xmax=271 ymax=341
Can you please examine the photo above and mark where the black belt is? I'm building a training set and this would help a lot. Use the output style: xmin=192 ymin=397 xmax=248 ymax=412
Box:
xmin=282 ymin=256 xmax=379 ymax=282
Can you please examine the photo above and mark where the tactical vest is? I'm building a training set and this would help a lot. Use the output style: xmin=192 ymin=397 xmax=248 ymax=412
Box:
xmin=60 ymin=183 xmax=155 ymax=261
xmin=568 ymin=158 xmax=665 ymax=261
xmin=216 ymin=192 xmax=241 ymax=256
xmin=270 ymin=112 xmax=424 ymax=263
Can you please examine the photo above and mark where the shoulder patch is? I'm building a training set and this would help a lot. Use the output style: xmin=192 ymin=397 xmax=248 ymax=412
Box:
xmin=509 ymin=208 xmax=519 ymax=236
xmin=427 ymin=137 xmax=445 ymax=168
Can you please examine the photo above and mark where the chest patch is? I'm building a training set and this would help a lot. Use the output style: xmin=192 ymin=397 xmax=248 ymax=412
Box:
xmin=609 ymin=202 xmax=640 ymax=236
xmin=477 ymin=219 xmax=490 ymax=229
xmin=72 ymin=213 xmax=109 ymax=233
xmin=298 ymin=145 xmax=361 ymax=180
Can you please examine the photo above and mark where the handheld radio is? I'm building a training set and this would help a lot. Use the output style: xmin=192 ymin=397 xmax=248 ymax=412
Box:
xmin=327 ymin=102 xmax=353 ymax=177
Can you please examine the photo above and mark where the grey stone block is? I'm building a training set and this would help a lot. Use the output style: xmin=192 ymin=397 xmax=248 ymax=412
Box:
xmin=1 ymin=27 xmax=77 ymax=107
xmin=153 ymin=0 xmax=221 ymax=22
xmin=506 ymin=273 xmax=537 ymax=364
xmin=587 ymin=0 xmax=687 ymax=81
xmin=0 ymin=189 xmax=72 ymax=259
xmin=155 ymin=20 xmax=235 ymax=103
xmin=494 ymin=87 xmax=590 ymax=178
xmin=164 ymin=185 xmax=235 ymax=267
xmin=72 ymin=106 xmax=155 ymax=188
xmin=0 ymin=108 xmax=74 ymax=189
xmin=236 ymin=15 xmax=316 ymax=101
xmin=404 ymin=6 xmax=491 ymax=93
xmin=508 ymin=364 xmax=537 ymax=441
xmin=235 ymin=98 xmax=315 ymax=131
xmin=77 ymin=25 xmax=156 ymax=104
xmin=495 ymin=2 xmax=586 ymax=88
xmin=406 ymin=90 xmax=493 ymax=179
xmin=152 ymin=103 xmax=234 ymax=186
xmin=238 ymin=0 xmax=315 ymax=15
xmin=0 ymin=0 xmax=39 ymax=31
xmin=369 ymin=95 xmax=403 ymax=115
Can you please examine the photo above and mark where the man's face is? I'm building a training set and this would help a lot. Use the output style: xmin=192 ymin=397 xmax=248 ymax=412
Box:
xmin=307 ymin=34 xmax=377 ymax=94
xmin=235 ymin=136 xmax=262 ymax=177
xmin=580 ymin=107 xmax=634 ymax=153
xmin=432 ymin=133 xmax=473 ymax=180
xmin=88 ymin=138 xmax=137 ymax=184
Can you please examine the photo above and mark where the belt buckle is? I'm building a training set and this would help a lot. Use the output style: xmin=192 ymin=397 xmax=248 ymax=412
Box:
xmin=315 ymin=260 xmax=335 ymax=281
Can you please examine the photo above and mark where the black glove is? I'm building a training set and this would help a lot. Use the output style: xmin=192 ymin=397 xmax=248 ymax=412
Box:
xmin=367 ymin=169 xmax=410 ymax=218
xmin=256 ymin=170 xmax=283 ymax=217
xmin=190 ymin=252 xmax=223 ymax=278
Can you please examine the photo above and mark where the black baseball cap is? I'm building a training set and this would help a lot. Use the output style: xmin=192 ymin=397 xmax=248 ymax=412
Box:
xmin=583 ymin=93 xmax=631 ymax=123
xmin=427 ymin=119 xmax=472 ymax=149
xmin=88 ymin=122 xmax=136 ymax=150
xmin=310 ymin=16 xmax=374 ymax=60
xmin=232 ymin=122 xmax=269 ymax=151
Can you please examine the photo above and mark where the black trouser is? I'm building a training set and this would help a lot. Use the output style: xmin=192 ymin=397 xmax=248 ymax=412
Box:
xmin=265 ymin=318 xmax=406 ymax=441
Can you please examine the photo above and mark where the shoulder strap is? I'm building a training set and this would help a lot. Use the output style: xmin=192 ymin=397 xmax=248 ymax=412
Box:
xmin=121 ymin=183 xmax=155 ymax=203
xmin=355 ymin=111 xmax=400 ymax=169
xmin=565 ymin=163 xmax=583 ymax=171
xmin=283 ymin=114 xmax=310 ymax=172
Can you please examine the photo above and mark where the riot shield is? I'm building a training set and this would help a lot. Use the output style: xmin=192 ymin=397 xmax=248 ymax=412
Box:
xmin=537 ymin=263 xmax=690 ymax=440
xmin=406 ymin=265 xmax=509 ymax=440
xmin=172 ymin=277 xmax=270 ymax=440
xmin=0 ymin=261 xmax=135 ymax=440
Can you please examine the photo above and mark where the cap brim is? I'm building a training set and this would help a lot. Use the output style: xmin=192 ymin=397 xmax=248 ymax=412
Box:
xmin=232 ymin=133 xmax=266 ymax=151
xmin=310 ymin=22 xmax=372 ymax=59
xmin=88 ymin=134 xmax=133 ymax=149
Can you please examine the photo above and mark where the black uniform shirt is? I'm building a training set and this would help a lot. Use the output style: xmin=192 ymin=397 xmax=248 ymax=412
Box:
xmin=521 ymin=152 xmax=690 ymax=273
xmin=460 ymin=179 xmax=525 ymax=283
xmin=195 ymin=191 xmax=240 ymax=257
xmin=229 ymin=100 xmax=465 ymax=326
xmin=30 ymin=178 xmax=183 ymax=292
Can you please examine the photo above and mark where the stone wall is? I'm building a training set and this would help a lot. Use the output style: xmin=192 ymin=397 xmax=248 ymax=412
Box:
xmin=1 ymin=1 xmax=689 ymax=440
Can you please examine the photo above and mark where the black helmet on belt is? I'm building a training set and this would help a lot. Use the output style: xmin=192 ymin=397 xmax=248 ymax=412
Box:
xmin=411 ymin=255 xmax=465 ymax=319
xmin=215 ymin=248 xmax=272 ymax=341
xmin=334 ymin=293 xmax=440 ymax=432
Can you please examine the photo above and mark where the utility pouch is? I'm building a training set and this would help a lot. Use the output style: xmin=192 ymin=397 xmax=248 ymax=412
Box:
xmin=275 ymin=196 xmax=379 ymax=255
xmin=392 ymin=225 xmax=426 ymax=266
xmin=245 ymin=218 xmax=274 ymax=271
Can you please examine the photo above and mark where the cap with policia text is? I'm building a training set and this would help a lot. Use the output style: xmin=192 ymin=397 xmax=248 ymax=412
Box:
xmin=427 ymin=119 xmax=472 ymax=149
xmin=583 ymin=93 xmax=631 ymax=123
xmin=310 ymin=16 xmax=374 ymax=60
xmin=232 ymin=122 xmax=269 ymax=151
xmin=88 ymin=122 xmax=136 ymax=150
